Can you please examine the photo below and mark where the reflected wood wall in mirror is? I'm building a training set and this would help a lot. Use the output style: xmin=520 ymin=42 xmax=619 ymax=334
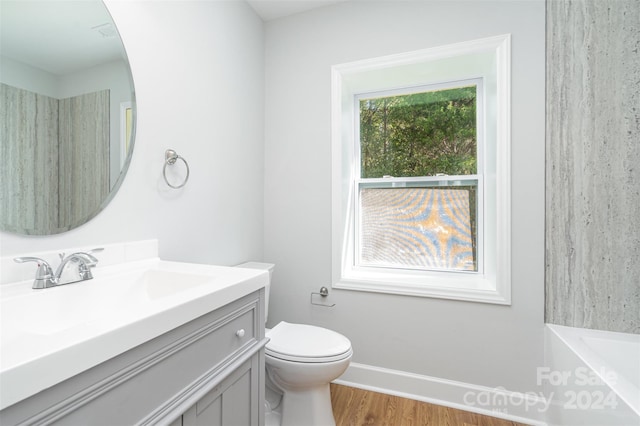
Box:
xmin=0 ymin=0 xmax=136 ymax=235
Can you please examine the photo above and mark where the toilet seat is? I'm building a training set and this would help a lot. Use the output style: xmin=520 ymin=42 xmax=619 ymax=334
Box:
xmin=266 ymin=321 xmax=352 ymax=363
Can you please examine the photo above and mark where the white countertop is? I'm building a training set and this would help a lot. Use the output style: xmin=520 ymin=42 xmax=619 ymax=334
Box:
xmin=0 ymin=258 xmax=267 ymax=410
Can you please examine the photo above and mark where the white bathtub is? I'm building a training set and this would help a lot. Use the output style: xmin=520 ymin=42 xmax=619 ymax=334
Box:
xmin=544 ymin=324 xmax=640 ymax=425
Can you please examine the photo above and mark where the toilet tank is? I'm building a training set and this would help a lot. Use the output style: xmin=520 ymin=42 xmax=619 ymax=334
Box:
xmin=236 ymin=262 xmax=274 ymax=323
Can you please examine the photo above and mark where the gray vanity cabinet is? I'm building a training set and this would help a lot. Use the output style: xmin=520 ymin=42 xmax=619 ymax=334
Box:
xmin=180 ymin=356 xmax=258 ymax=426
xmin=0 ymin=289 xmax=266 ymax=426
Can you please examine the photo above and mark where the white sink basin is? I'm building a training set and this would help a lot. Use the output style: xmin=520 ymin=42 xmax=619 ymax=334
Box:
xmin=0 ymin=258 xmax=268 ymax=410
xmin=135 ymin=269 xmax=213 ymax=299
xmin=2 ymin=267 xmax=213 ymax=337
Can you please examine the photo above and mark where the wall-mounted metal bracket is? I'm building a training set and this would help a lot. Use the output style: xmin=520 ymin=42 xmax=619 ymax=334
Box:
xmin=310 ymin=286 xmax=335 ymax=308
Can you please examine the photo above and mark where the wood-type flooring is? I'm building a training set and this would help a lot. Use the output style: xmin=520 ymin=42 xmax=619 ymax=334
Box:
xmin=330 ymin=384 xmax=529 ymax=426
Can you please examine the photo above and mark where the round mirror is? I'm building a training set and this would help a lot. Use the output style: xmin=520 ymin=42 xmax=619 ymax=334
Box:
xmin=0 ymin=0 xmax=136 ymax=235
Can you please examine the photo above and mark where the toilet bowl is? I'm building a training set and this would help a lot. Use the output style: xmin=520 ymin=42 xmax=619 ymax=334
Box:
xmin=236 ymin=262 xmax=352 ymax=426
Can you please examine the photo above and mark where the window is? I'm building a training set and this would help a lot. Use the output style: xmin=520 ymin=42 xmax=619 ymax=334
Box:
xmin=331 ymin=35 xmax=511 ymax=304
xmin=356 ymin=82 xmax=481 ymax=273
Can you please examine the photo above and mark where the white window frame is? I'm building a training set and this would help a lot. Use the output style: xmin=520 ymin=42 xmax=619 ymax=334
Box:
xmin=120 ymin=101 xmax=132 ymax=168
xmin=331 ymin=35 xmax=511 ymax=304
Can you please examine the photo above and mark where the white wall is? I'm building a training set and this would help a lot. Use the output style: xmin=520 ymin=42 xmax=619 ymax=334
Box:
xmin=0 ymin=57 xmax=59 ymax=98
xmin=264 ymin=0 xmax=545 ymax=393
xmin=0 ymin=0 xmax=265 ymax=268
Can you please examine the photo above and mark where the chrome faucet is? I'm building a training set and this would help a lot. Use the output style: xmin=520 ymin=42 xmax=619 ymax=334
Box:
xmin=14 ymin=248 xmax=103 ymax=289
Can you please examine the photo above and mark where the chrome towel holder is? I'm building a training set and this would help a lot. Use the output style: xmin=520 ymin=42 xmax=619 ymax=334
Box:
xmin=163 ymin=149 xmax=190 ymax=189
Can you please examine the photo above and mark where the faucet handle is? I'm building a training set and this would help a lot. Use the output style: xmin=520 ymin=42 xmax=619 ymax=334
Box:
xmin=78 ymin=253 xmax=98 ymax=267
xmin=73 ymin=248 xmax=103 ymax=266
xmin=14 ymin=257 xmax=53 ymax=277
xmin=67 ymin=249 xmax=103 ymax=281
xmin=14 ymin=257 xmax=56 ymax=289
xmin=85 ymin=248 xmax=104 ymax=264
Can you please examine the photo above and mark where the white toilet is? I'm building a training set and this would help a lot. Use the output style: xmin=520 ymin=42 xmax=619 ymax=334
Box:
xmin=237 ymin=262 xmax=352 ymax=426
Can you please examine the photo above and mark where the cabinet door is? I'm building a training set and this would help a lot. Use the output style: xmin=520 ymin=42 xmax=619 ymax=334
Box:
xmin=168 ymin=416 xmax=183 ymax=426
xmin=182 ymin=359 xmax=256 ymax=426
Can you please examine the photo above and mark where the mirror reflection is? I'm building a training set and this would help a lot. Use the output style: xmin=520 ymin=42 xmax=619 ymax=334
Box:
xmin=0 ymin=0 xmax=136 ymax=235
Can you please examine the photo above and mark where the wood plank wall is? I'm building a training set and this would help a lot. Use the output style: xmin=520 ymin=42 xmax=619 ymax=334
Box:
xmin=0 ymin=84 xmax=109 ymax=234
xmin=545 ymin=0 xmax=640 ymax=333
xmin=58 ymin=90 xmax=110 ymax=230
xmin=1 ymin=83 xmax=59 ymax=232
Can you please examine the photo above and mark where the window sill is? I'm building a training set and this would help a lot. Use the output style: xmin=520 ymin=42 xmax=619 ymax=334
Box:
xmin=334 ymin=269 xmax=510 ymax=305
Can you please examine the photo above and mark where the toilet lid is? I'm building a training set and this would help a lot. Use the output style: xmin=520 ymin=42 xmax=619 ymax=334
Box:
xmin=266 ymin=321 xmax=352 ymax=363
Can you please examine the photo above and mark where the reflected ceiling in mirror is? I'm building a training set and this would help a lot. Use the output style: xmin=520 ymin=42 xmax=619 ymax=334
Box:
xmin=0 ymin=0 xmax=136 ymax=235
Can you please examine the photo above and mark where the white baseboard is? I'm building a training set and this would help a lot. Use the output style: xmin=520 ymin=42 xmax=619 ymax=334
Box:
xmin=333 ymin=362 xmax=548 ymax=425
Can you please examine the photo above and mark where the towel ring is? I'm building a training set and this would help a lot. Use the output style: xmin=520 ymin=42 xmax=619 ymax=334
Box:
xmin=163 ymin=149 xmax=190 ymax=189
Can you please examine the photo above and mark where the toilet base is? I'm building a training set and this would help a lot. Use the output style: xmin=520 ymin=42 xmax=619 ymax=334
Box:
xmin=265 ymin=407 xmax=282 ymax=426
xmin=280 ymin=384 xmax=336 ymax=426
xmin=265 ymin=383 xmax=336 ymax=426
xmin=265 ymin=378 xmax=283 ymax=426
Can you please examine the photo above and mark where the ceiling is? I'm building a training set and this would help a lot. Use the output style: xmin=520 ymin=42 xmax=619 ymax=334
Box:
xmin=247 ymin=0 xmax=348 ymax=21
xmin=0 ymin=0 xmax=124 ymax=76
xmin=0 ymin=0 xmax=346 ymax=76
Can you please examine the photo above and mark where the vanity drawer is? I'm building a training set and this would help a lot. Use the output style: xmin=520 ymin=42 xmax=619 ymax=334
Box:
xmin=197 ymin=300 xmax=257 ymax=366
